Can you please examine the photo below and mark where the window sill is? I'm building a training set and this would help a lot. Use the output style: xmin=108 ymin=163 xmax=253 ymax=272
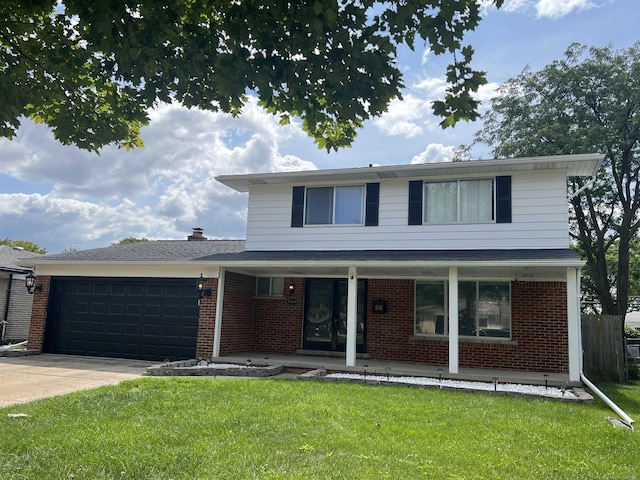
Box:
xmin=410 ymin=335 xmax=518 ymax=346
xmin=302 ymin=223 xmax=365 ymax=227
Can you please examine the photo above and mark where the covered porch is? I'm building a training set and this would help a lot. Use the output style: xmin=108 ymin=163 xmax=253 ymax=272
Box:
xmin=200 ymin=249 xmax=584 ymax=383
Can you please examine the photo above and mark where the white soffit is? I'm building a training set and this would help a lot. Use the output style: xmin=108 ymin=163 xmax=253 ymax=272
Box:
xmin=216 ymin=153 xmax=604 ymax=192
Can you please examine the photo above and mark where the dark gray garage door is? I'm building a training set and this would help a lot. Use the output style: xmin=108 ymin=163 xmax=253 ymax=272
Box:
xmin=45 ymin=278 xmax=199 ymax=361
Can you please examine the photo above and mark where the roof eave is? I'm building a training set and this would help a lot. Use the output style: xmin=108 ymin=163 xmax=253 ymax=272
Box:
xmin=216 ymin=153 xmax=604 ymax=192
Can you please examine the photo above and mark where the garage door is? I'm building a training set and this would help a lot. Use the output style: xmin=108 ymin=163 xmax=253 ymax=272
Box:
xmin=45 ymin=278 xmax=199 ymax=361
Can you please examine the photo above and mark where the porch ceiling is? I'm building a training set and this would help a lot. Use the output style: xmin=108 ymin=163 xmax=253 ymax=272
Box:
xmin=205 ymin=248 xmax=582 ymax=280
xmin=222 ymin=263 xmax=573 ymax=281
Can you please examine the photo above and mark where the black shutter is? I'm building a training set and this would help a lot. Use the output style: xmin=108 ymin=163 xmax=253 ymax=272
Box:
xmin=495 ymin=176 xmax=512 ymax=224
xmin=365 ymin=183 xmax=380 ymax=226
xmin=408 ymin=180 xmax=423 ymax=225
xmin=291 ymin=186 xmax=305 ymax=227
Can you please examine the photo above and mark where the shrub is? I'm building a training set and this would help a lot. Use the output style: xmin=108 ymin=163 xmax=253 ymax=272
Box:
xmin=625 ymin=325 xmax=640 ymax=338
xmin=628 ymin=359 xmax=640 ymax=381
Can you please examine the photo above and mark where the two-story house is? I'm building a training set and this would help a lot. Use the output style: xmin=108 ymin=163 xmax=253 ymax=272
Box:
xmin=24 ymin=153 xmax=602 ymax=383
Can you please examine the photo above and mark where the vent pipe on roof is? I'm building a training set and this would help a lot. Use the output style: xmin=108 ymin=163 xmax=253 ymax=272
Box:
xmin=187 ymin=227 xmax=207 ymax=241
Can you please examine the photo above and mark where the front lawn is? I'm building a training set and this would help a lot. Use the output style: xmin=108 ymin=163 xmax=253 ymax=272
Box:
xmin=1 ymin=378 xmax=639 ymax=479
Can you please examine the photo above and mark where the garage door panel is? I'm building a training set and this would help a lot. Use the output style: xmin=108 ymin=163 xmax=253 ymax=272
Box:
xmin=106 ymin=322 xmax=122 ymax=334
xmin=73 ymin=302 xmax=89 ymax=314
xmin=91 ymin=303 xmax=107 ymax=314
xmin=47 ymin=278 xmax=198 ymax=361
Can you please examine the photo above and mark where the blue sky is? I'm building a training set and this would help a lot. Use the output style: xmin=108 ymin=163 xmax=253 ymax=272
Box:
xmin=0 ymin=0 xmax=637 ymax=253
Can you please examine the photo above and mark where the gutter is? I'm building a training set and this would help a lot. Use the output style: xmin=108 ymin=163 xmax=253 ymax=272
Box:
xmin=580 ymin=372 xmax=634 ymax=429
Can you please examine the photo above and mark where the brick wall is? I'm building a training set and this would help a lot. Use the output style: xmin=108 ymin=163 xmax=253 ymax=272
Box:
xmin=255 ymin=277 xmax=303 ymax=354
xmin=365 ymin=278 xmax=569 ymax=373
xmin=219 ymin=272 xmax=257 ymax=355
xmin=195 ymin=272 xmax=259 ymax=358
xmin=27 ymin=275 xmax=51 ymax=351
xmin=502 ymin=281 xmax=568 ymax=372
xmin=195 ymin=277 xmax=218 ymax=358
xmin=196 ymin=275 xmax=303 ymax=358
xmin=366 ymin=279 xmax=449 ymax=365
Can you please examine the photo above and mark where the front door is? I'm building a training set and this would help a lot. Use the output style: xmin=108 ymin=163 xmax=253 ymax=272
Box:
xmin=303 ymin=278 xmax=366 ymax=352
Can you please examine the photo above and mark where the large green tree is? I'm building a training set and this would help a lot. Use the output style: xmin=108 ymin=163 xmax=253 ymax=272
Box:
xmin=112 ymin=237 xmax=149 ymax=246
xmin=476 ymin=42 xmax=640 ymax=315
xmin=1 ymin=0 xmax=502 ymax=152
xmin=0 ymin=238 xmax=47 ymax=254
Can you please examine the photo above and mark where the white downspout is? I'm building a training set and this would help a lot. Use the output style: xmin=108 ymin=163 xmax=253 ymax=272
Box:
xmin=580 ymin=372 xmax=634 ymax=429
xmin=212 ymin=268 xmax=225 ymax=358
xmin=567 ymin=267 xmax=581 ymax=382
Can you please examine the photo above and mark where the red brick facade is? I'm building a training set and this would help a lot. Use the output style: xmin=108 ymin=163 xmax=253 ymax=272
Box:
xmin=197 ymin=276 xmax=569 ymax=373
xmin=254 ymin=277 xmax=303 ymax=355
xmin=26 ymin=275 xmax=51 ymax=351
xmin=29 ymin=273 xmax=570 ymax=374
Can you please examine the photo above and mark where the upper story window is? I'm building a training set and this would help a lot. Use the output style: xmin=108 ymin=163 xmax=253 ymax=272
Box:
xmin=291 ymin=183 xmax=380 ymax=228
xmin=409 ymin=176 xmax=511 ymax=225
xmin=305 ymin=185 xmax=364 ymax=225
xmin=424 ymin=179 xmax=494 ymax=224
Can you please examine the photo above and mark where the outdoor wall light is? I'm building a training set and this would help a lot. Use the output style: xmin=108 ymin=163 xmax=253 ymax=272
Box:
xmin=288 ymin=282 xmax=295 ymax=296
xmin=25 ymin=272 xmax=42 ymax=294
xmin=196 ymin=274 xmax=212 ymax=302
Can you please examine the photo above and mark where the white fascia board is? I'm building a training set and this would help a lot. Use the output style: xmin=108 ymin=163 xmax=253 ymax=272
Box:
xmin=33 ymin=262 xmax=220 ymax=279
xmin=216 ymin=153 xmax=604 ymax=192
xmin=214 ymin=258 xmax=586 ymax=269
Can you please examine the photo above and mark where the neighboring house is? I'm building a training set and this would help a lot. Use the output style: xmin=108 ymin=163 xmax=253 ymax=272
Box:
xmin=23 ymin=153 xmax=603 ymax=383
xmin=0 ymin=246 xmax=43 ymax=343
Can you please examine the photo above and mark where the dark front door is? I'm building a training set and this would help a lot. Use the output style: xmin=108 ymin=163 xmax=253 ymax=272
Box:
xmin=303 ymin=278 xmax=366 ymax=352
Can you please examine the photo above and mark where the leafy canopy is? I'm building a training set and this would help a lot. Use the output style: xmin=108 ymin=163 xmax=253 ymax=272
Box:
xmin=112 ymin=237 xmax=150 ymax=246
xmin=0 ymin=0 xmax=502 ymax=152
xmin=476 ymin=42 xmax=640 ymax=315
xmin=0 ymin=238 xmax=47 ymax=254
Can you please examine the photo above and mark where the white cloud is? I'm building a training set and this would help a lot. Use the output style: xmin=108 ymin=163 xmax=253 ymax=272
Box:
xmin=373 ymin=95 xmax=428 ymax=137
xmin=0 ymin=193 xmax=178 ymax=250
xmin=420 ymin=48 xmax=432 ymax=66
xmin=413 ymin=77 xmax=448 ymax=99
xmin=0 ymin=97 xmax=317 ymax=252
xmin=536 ymin=0 xmax=595 ymax=18
xmin=411 ymin=144 xmax=456 ymax=164
xmin=502 ymin=0 xmax=531 ymax=13
xmin=502 ymin=0 xmax=596 ymax=18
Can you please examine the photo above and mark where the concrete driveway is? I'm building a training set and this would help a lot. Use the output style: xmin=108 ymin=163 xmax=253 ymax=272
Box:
xmin=0 ymin=354 xmax=150 ymax=407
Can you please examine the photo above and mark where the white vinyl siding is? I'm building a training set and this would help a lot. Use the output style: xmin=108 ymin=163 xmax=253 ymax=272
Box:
xmin=245 ymin=170 xmax=569 ymax=251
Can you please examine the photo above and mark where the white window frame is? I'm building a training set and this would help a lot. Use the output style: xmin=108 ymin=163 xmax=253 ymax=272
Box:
xmin=414 ymin=279 xmax=511 ymax=339
xmin=256 ymin=277 xmax=285 ymax=297
xmin=423 ymin=178 xmax=495 ymax=224
xmin=304 ymin=185 xmax=365 ymax=225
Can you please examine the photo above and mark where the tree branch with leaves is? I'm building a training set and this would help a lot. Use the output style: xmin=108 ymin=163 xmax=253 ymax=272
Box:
xmin=1 ymin=0 xmax=502 ymax=152
xmin=476 ymin=42 xmax=640 ymax=315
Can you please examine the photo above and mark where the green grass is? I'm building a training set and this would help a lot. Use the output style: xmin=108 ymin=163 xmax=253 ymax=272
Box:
xmin=1 ymin=378 xmax=639 ymax=479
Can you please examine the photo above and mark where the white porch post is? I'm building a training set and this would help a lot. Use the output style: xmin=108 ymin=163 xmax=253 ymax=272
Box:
xmin=448 ymin=267 xmax=459 ymax=374
xmin=346 ymin=266 xmax=358 ymax=367
xmin=212 ymin=268 xmax=225 ymax=358
xmin=567 ymin=266 xmax=581 ymax=382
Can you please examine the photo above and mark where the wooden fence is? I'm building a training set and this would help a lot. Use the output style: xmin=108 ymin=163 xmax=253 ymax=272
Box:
xmin=581 ymin=315 xmax=625 ymax=383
